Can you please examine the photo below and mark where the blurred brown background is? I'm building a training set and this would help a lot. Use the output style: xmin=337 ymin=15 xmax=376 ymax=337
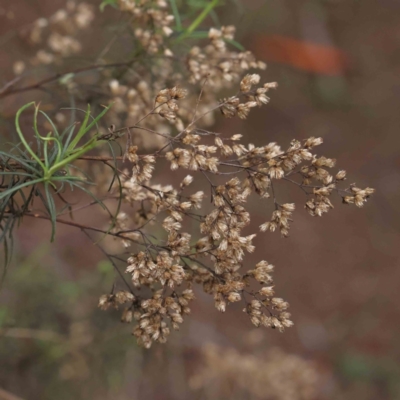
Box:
xmin=0 ymin=0 xmax=399 ymax=399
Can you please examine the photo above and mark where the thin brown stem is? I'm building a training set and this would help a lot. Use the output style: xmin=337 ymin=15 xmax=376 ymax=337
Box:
xmin=0 ymin=61 xmax=139 ymax=99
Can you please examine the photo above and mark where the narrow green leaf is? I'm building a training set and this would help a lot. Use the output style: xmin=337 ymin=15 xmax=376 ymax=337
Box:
xmin=83 ymin=104 xmax=113 ymax=137
xmin=69 ymin=182 xmax=109 ymax=213
xmin=15 ymin=102 xmax=46 ymax=172
xmin=100 ymin=0 xmax=117 ymax=11
xmin=0 ymin=177 xmax=44 ymax=200
xmin=0 ymin=171 xmax=34 ymax=177
xmin=46 ymin=136 xmax=101 ymax=177
xmin=60 ymin=123 xmax=77 ymax=156
xmin=44 ymin=182 xmax=57 ymax=242
xmin=169 ymin=0 xmax=182 ymax=31
xmin=39 ymin=110 xmax=60 ymax=139
xmin=66 ymin=104 xmax=91 ymax=153
xmin=0 ymin=151 xmax=40 ymax=175
xmin=225 ymin=38 xmax=245 ymax=51
xmin=176 ymin=0 xmax=220 ymax=42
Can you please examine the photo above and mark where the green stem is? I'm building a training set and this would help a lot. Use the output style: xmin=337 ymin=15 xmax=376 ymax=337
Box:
xmin=46 ymin=139 xmax=105 ymax=179
xmin=169 ymin=0 xmax=182 ymax=31
xmin=175 ymin=0 xmax=219 ymax=42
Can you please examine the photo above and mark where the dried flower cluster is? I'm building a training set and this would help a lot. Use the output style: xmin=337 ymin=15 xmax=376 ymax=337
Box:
xmin=1 ymin=0 xmax=375 ymax=349
xmin=104 ymin=16 xmax=269 ymax=149
xmin=99 ymin=287 xmax=194 ymax=348
xmin=90 ymin=1 xmax=374 ymax=347
xmin=190 ymin=344 xmax=319 ymax=400
xmin=118 ymin=0 xmax=175 ymax=54
xmin=96 ymin=71 xmax=373 ymax=347
xmin=13 ymin=1 xmax=94 ymax=74
xmin=187 ymin=27 xmax=266 ymax=86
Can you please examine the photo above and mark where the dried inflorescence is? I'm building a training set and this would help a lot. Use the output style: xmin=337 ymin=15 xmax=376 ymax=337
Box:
xmin=187 ymin=27 xmax=266 ymax=86
xmin=104 ymin=21 xmax=269 ymax=149
xmin=220 ymin=75 xmax=278 ymax=119
xmin=2 ymin=0 xmax=374 ymax=349
xmin=99 ymin=286 xmax=194 ymax=348
xmin=190 ymin=344 xmax=319 ymax=400
xmin=85 ymin=2 xmax=375 ymax=349
xmin=13 ymin=1 xmax=94 ymax=74
xmin=97 ymin=72 xmax=373 ymax=348
xmin=118 ymin=0 xmax=175 ymax=54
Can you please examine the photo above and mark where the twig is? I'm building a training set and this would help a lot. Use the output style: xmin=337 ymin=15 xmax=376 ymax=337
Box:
xmin=190 ymin=75 xmax=209 ymax=126
xmin=0 ymin=59 xmax=151 ymax=99
xmin=81 ymin=229 xmax=135 ymax=295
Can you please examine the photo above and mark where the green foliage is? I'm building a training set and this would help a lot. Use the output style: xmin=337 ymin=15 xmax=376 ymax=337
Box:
xmin=170 ymin=0 xmax=244 ymax=48
xmin=14 ymin=102 xmax=111 ymax=183
xmin=0 ymin=102 xmax=112 ymax=269
xmin=174 ymin=0 xmax=220 ymax=42
xmin=100 ymin=0 xmax=242 ymax=47
xmin=100 ymin=0 xmax=118 ymax=12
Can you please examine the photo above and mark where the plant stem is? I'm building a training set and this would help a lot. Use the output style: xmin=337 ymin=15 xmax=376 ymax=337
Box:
xmin=175 ymin=0 xmax=219 ymax=42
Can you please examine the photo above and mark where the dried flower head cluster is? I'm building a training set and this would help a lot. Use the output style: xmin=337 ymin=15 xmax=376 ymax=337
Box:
xmin=190 ymin=344 xmax=319 ymax=400
xmin=220 ymin=74 xmax=278 ymax=119
xmin=99 ymin=287 xmax=194 ymax=348
xmin=96 ymin=70 xmax=373 ymax=347
xmin=187 ymin=27 xmax=266 ymax=86
xmin=1 ymin=0 xmax=375 ymax=349
xmin=104 ymin=7 xmax=269 ymax=149
xmin=118 ymin=0 xmax=175 ymax=54
xmin=13 ymin=1 xmax=94 ymax=74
